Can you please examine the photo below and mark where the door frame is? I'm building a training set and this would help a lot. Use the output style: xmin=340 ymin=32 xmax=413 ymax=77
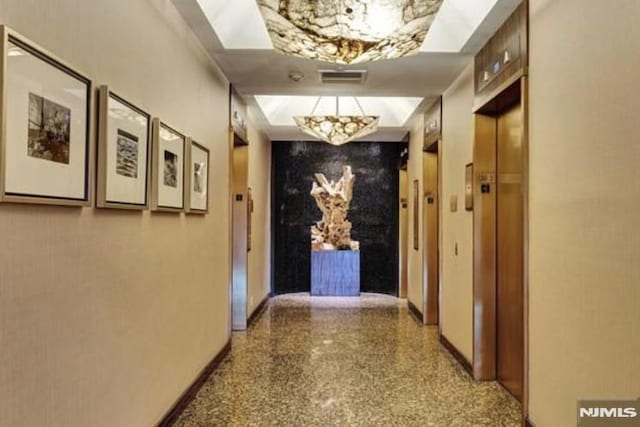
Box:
xmin=471 ymin=75 xmax=529 ymax=409
xmin=469 ymin=0 xmax=529 ymax=420
xmin=422 ymin=140 xmax=440 ymax=326
xmin=420 ymin=97 xmax=443 ymax=326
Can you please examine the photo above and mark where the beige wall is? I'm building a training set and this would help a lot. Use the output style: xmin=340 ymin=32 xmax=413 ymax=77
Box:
xmin=247 ymin=106 xmax=271 ymax=315
xmin=528 ymin=0 xmax=640 ymax=425
xmin=429 ymin=1 xmax=640 ymax=422
xmin=406 ymin=113 xmax=425 ymax=312
xmin=440 ymin=64 xmax=474 ymax=361
xmin=0 ymin=1 xmax=231 ymax=427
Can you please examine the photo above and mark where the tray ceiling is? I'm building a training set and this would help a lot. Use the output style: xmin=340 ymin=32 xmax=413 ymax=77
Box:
xmin=172 ymin=0 xmax=522 ymax=140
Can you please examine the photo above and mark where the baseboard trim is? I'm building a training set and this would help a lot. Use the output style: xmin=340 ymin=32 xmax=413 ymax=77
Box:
xmin=158 ymin=339 xmax=231 ymax=427
xmin=439 ymin=333 xmax=473 ymax=377
xmin=407 ymin=300 xmax=423 ymax=324
xmin=247 ymin=294 xmax=270 ymax=328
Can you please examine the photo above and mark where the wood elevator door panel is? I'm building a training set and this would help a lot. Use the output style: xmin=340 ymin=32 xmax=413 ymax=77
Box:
xmin=232 ymin=145 xmax=249 ymax=331
xmin=423 ymin=151 xmax=439 ymax=325
xmin=399 ymin=170 xmax=409 ymax=299
xmin=496 ymin=104 xmax=524 ymax=401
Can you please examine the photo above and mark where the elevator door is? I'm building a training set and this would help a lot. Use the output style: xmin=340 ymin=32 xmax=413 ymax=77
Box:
xmin=496 ymin=104 xmax=524 ymax=401
xmin=423 ymin=149 xmax=439 ymax=325
xmin=232 ymin=144 xmax=248 ymax=331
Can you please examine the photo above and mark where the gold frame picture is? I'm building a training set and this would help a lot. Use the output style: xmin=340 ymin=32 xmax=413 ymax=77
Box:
xmin=150 ymin=118 xmax=185 ymax=213
xmin=184 ymin=138 xmax=210 ymax=214
xmin=0 ymin=26 xmax=94 ymax=206
xmin=96 ymin=86 xmax=151 ymax=210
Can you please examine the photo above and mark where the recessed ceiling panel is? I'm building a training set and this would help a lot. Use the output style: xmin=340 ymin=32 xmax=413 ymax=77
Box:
xmin=257 ymin=0 xmax=444 ymax=63
xmin=191 ymin=0 xmax=511 ymax=53
xmin=196 ymin=0 xmax=272 ymax=49
xmin=294 ymin=115 xmax=380 ymax=146
xmin=254 ymin=96 xmax=423 ymax=127
xmin=421 ymin=0 xmax=499 ymax=52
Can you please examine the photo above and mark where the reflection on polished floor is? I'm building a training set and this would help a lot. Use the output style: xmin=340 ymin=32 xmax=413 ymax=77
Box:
xmin=175 ymin=294 xmax=520 ymax=426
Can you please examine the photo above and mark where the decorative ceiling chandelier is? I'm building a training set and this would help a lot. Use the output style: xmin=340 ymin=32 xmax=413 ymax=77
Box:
xmin=294 ymin=97 xmax=380 ymax=146
xmin=257 ymin=0 xmax=445 ymax=64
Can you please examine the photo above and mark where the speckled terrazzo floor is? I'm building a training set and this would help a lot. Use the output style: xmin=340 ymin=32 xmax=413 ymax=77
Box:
xmin=174 ymin=293 xmax=521 ymax=427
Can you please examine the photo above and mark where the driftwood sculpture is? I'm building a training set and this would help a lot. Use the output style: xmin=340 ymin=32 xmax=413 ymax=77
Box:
xmin=310 ymin=166 xmax=360 ymax=251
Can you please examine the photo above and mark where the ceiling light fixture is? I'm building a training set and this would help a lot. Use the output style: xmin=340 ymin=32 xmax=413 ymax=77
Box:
xmin=257 ymin=0 xmax=445 ymax=64
xmin=294 ymin=97 xmax=380 ymax=146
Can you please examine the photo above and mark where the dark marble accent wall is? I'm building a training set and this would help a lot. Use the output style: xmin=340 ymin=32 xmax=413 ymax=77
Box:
xmin=272 ymin=141 xmax=403 ymax=296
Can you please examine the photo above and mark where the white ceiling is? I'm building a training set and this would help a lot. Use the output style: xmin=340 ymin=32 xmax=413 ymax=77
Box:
xmin=172 ymin=0 xmax=522 ymax=141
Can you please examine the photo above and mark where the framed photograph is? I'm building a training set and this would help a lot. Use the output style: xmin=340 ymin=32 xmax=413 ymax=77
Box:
xmin=465 ymin=163 xmax=473 ymax=211
xmin=413 ymin=179 xmax=419 ymax=251
xmin=0 ymin=26 xmax=93 ymax=206
xmin=151 ymin=118 xmax=185 ymax=212
xmin=184 ymin=138 xmax=209 ymax=214
xmin=96 ymin=86 xmax=150 ymax=209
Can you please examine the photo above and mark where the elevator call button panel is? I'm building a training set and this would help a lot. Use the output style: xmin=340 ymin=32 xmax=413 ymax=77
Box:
xmin=478 ymin=173 xmax=495 ymax=195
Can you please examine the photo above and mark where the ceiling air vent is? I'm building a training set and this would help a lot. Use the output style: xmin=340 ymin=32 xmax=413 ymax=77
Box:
xmin=319 ymin=70 xmax=368 ymax=84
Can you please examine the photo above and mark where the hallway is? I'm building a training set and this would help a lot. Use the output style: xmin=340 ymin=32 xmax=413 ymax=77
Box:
xmin=0 ymin=1 xmax=638 ymax=426
xmin=175 ymin=294 xmax=520 ymax=426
